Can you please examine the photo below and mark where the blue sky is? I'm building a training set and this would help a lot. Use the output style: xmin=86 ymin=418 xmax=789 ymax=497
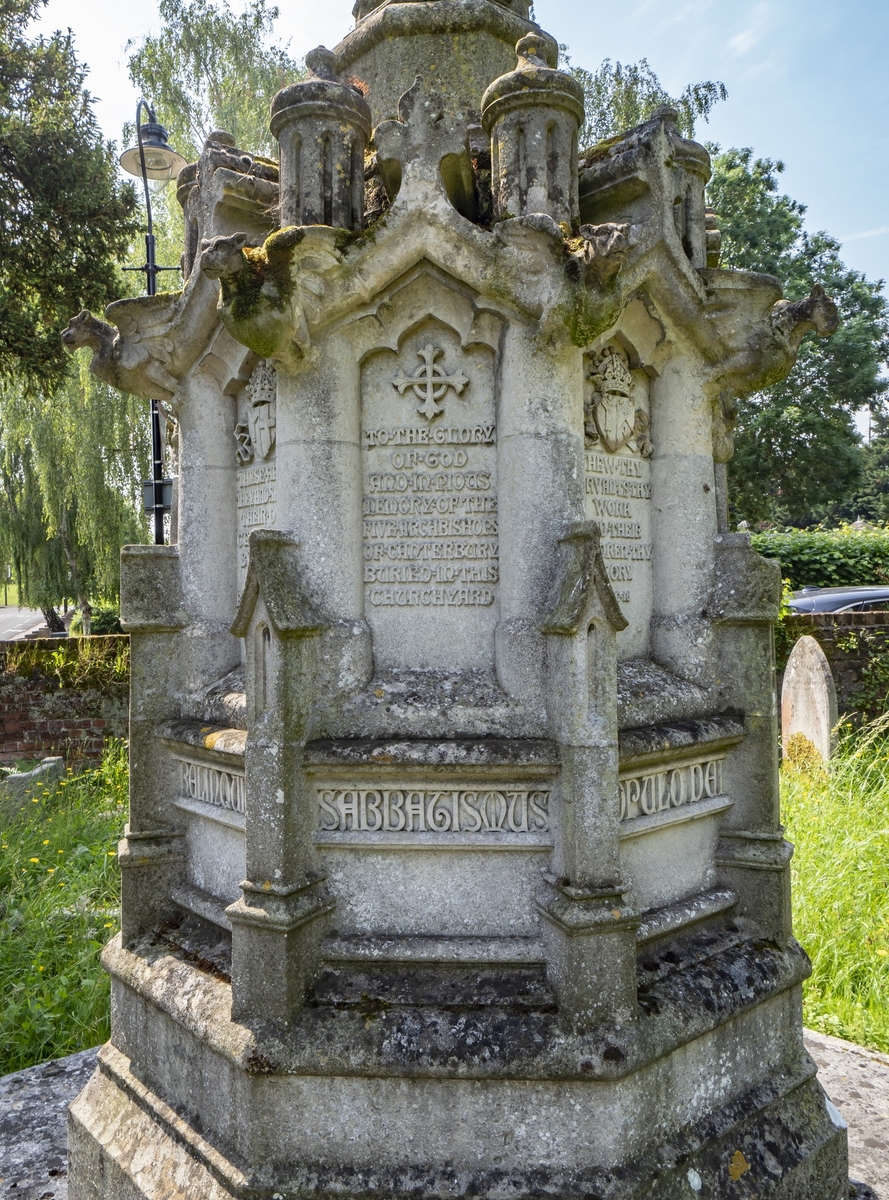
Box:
xmin=30 ymin=0 xmax=889 ymax=285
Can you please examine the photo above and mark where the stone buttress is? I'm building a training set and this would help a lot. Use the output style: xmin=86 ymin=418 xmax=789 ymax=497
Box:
xmin=63 ymin=3 xmax=849 ymax=1198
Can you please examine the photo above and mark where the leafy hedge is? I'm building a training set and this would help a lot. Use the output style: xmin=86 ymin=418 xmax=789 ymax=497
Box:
xmin=751 ymin=527 xmax=889 ymax=589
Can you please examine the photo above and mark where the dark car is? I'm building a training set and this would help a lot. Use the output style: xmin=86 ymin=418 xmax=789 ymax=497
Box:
xmin=788 ymin=585 xmax=889 ymax=614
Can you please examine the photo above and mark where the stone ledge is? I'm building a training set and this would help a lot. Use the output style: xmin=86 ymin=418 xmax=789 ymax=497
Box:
xmin=156 ymin=719 xmax=246 ymax=765
xmin=103 ymin=924 xmax=811 ymax=1081
xmin=304 ymin=735 xmax=559 ymax=770
xmin=3 ymin=1037 xmax=884 ymax=1199
xmin=618 ymin=713 xmax=745 ymax=768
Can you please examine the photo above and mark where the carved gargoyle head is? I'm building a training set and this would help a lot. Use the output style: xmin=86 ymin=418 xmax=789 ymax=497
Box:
xmin=771 ymin=283 xmax=840 ymax=350
xmin=200 ymin=233 xmax=253 ymax=281
xmin=61 ymin=309 xmax=113 ymax=354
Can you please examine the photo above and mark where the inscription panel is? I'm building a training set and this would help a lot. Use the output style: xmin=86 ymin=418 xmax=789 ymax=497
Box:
xmin=619 ymin=756 xmax=725 ymax=823
xmin=362 ymin=326 xmax=498 ymax=669
xmin=585 ymin=348 xmax=652 ymax=658
xmin=235 ymin=360 xmax=277 ymax=587
xmin=237 ymin=462 xmax=277 ymax=576
xmin=315 ymin=786 xmax=551 ymax=846
xmin=178 ymin=759 xmax=246 ymax=815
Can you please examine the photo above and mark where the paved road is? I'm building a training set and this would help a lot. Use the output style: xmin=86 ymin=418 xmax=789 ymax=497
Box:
xmin=0 ymin=608 xmax=45 ymax=641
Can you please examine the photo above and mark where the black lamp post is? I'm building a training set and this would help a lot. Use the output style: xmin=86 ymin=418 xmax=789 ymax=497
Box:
xmin=119 ymin=101 xmax=187 ymax=544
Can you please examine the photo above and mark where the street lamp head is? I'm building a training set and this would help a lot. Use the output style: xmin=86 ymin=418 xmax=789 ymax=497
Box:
xmin=120 ymin=119 xmax=187 ymax=190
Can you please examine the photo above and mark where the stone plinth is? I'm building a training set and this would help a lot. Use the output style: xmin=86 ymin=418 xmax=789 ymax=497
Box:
xmin=64 ymin=3 xmax=848 ymax=1197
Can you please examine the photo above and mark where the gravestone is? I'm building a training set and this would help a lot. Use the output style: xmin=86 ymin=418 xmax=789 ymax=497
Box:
xmin=63 ymin=3 xmax=850 ymax=1197
xmin=782 ymin=634 xmax=838 ymax=760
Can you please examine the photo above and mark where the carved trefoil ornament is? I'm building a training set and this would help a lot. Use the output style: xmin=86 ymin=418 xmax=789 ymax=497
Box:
xmin=393 ymin=343 xmax=470 ymax=421
xmin=586 ymin=348 xmax=653 ymax=457
xmin=234 ymin=360 xmax=277 ymax=463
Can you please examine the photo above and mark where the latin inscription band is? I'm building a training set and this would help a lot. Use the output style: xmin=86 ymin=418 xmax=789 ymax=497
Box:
xmin=180 ymin=760 xmax=246 ymax=815
xmin=619 ymin=758 xmax=724 ymax=822
xmin=317 ymin=787 xmax=550 ymax=834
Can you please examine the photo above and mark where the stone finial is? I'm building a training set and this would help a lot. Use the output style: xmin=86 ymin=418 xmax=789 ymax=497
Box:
xmin=481 ymin=36 xmax=584 ymax=227
xmin=204 ymin=130 xmax=236 ymax=149
xmin=270 ymin=47 xmax=372 ymax=230
xmin=305 ymin=46 xmax=338 ymax=80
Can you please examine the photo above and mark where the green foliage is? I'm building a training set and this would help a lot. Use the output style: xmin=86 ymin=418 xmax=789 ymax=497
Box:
xmin=752 ymin=526 xmax=889 ymax=589
xmin=706 ymin=147 xmax=804 ymax=277
xmin=125 ymin=0 xmax=302 ymax=164
xmin=4 ymin=635 xmax=129 ymax=689
xmin=0 ymin=352 xmax=150 ymax=614
xmin=0 ymin=740 xmax=128 ymax=1072
xmin=782 ymin=721 xmax=889 ymax=1053
xmin=70 ymin=601 xmax=122 ymax=636
xmin=568 ymin=57 xmax=726 ymax=149
xmin=707 ymin=149 xmax=889 ymax=526
xmin=0 ymin=0 xmax=140 ymax=392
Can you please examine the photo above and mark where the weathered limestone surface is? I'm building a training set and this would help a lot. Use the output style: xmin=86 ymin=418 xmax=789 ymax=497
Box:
xmin=64 ymin=1 xmax=851 ymax=1196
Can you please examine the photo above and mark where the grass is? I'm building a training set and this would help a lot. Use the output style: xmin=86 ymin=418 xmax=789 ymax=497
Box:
xmin=0 ymin=740 xmax=127 ymax=1075
xmin=783 ymin=719 xmax=889 ymax=1054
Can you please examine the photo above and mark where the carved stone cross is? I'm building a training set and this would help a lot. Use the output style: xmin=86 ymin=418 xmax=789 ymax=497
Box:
xmin=392 ymin=343 xmax=470 ymax=420
xmin=374 ymin=77 xmax=475 ymax=219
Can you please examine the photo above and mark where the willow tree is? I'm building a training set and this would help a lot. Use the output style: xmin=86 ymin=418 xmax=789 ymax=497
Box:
xmin=0 ymin=360 xmax=149 ymax=629
xmin=126 ymin=0 xmax=302 ymax=163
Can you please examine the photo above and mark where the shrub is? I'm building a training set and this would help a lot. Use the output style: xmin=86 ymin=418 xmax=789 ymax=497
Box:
xmin=751 ymin=525 xmax=889 ymax=590
xmin=4 ymin=635 xmax=129 ymax=690
xmin=70 ymin=601 xmax=122 ymax=636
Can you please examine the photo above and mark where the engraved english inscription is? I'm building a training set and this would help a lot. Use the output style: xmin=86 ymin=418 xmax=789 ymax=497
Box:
xmin=236 ymin=360 xmax=277 ymax=581
xmin=585 ymin=346 xmax=652 ymax=657
xmin=362 ymin=325 xmax=498 ymax=670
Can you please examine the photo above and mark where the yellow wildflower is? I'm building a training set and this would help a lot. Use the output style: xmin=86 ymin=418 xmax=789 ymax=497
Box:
xmin=29 ymin=857 xmax=39 ymax=863
xmin=38 ymin=965 xmax=44 ymax=972
xmin=42 ymin=839 xmax=49 ymax=845
xmin=46 ymin=867 xmax=55 ymax=873
xmin=878 ymin=949 xmax=888 ymax=958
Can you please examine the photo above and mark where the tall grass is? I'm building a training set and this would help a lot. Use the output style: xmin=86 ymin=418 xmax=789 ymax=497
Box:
xmin=0 ymin=741 xmax=127 ymax=1074
xmin=783 ymin=718 xmax=889 ymax=1053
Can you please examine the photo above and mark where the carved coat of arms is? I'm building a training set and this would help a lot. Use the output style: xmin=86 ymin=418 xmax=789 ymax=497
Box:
xmin=587 ymin=349 xmax=636 ymax=453
xmin=235 ymin=360 xmax=277 ymax=463
xmin=586 ymin=349 xmax=653 ymax=457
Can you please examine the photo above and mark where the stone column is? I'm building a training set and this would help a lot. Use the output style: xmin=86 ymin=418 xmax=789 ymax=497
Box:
xmin=118 ymin=546 xmax=188 ymax=943
xmin=270 ymin=47 xmax=371 ymax=231
xmin=494 ymin=297 xmax=584 ymax=704
xmin=274 ymin=333 xmax=371 ymax=701
xmin=481 ymin=35 xmax=584 ymax=228
xmin=175 ymin=342 xmax=246 ymax=697
xmin=711 ymin=534 xmax=792 ymax=942
xmin=648 ymin=357 xmax=719 ymax=684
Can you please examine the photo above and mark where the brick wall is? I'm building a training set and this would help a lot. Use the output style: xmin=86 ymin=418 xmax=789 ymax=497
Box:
xmin=0 ymin=636 xmax=129 ymax=766
xmin=783 ymin=612 xmax=889 ymax=719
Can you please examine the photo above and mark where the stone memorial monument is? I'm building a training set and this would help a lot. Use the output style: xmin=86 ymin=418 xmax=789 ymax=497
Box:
xmin=64 ymin=1 xmax=851 ymax=1196
xmin=782 ymin=634 xmax=838 ymax=762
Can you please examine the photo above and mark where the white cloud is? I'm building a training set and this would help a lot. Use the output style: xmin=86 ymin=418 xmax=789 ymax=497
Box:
xmin=841 ymin=226 xmax=889 ymax=243
xmin=727 ymin=2 xmax=775 ymax=58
